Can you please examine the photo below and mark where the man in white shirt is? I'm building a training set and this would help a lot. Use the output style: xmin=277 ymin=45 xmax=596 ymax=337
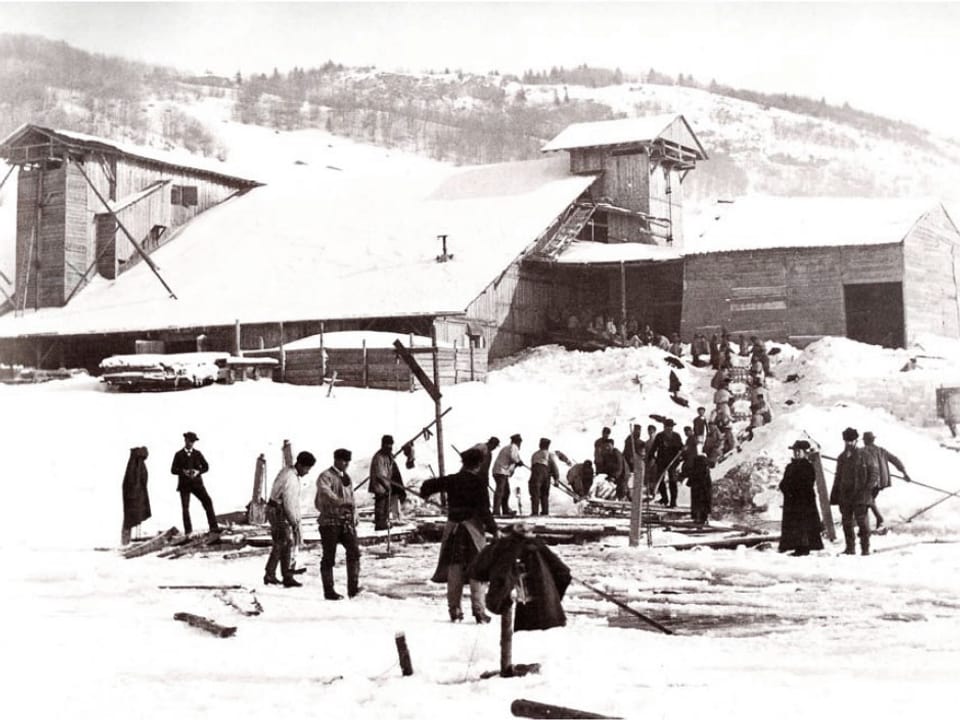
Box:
xmin=264 ymin=450 xmax=315 ymax=587
xmin=491 ymin=433 xmax=524 ymax=516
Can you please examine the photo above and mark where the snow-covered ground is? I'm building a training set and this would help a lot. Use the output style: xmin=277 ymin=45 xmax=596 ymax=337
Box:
xmin=4 ymin=336 xmax=960 ymax=719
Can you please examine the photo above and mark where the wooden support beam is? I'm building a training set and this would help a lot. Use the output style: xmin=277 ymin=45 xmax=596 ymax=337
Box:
xmin=0 ymin=163 xmax=14 ymax=194
xmin=173 ymin=612 xmax=237 ymax=638
xmin=70 ymin=156 xmax=178 ymax=299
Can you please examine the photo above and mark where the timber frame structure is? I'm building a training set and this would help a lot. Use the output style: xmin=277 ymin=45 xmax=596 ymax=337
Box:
xmin=0 ymin=124 xmax=260 ymax=313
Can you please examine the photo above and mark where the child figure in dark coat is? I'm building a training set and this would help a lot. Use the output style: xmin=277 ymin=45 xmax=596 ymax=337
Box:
xmin=779 ymin=440 xmax=824 ymax=556
xmin=469 ymin=522 xmax=571 ymax=632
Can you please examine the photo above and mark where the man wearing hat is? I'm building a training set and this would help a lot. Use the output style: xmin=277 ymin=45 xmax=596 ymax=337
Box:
xmin=830 ymin=427 xmax=875 ymax=555
xmin=170 ymin=431 xmax=219 ymax=535
xmin=529 ymin=438 xmax=561 ymax=516
xmin=861 ymin=431 xmax=910 ymax=528
xmin=492 ymin=434 xmax=524 ymax=517
xmin=778 ymin=440 xmax=824 ymax=556
xmin=369 ymin=434 xmax=405 ymax=531
xmin=265 ymin=451 xmax=316 ymax=587
xmin=650 ymin=419 xmax=684 ymax=507
xmin=315 ymin=449 xmax=361 ymax=599
xmin=469 ymin=436 xmax=501 ymax=490
xmin=420 ymin=446 xmax=498 ymax=622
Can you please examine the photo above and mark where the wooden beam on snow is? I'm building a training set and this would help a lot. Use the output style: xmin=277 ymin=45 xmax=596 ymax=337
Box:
xmin=69 ymin=156 xmax=178 ymax=299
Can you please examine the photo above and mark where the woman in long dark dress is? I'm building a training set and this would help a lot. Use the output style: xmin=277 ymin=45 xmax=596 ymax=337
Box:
xmin=686 ymin=454 xmax=712 ymax=526
xmin=779 ymin=440 xmax=824 ymax=556
xmin=121 ymin=446 xmax=151 ymax=545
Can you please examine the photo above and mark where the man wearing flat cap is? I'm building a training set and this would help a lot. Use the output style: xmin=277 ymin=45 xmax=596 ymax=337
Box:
xmin=315 ymin=449 xmax=361 ymax=599
xmin=170 ymin=431 xmax=219 ymax=535
xmin=861 ymin=431 xmax=910 ymax=529
xmin=778 ymin=440 xmax=823 ymax=556
xmin=369 ymin=434 xmax=405 ymax=531
xmin=830 ymin=427 xmax=875 ymax=555
xmin=492 ymin=433 xmax=524 ymax=517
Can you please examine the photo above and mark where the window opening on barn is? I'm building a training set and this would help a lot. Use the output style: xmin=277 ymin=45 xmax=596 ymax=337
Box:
xmin=171 ymin=185 xmax=199 ymax=207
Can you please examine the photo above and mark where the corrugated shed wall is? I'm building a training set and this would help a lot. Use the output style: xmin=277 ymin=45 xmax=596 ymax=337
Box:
xmin=681 ymin=244 xmax=904 ymax=342
xmin=902 ymin=205 xmax=960 ymax=341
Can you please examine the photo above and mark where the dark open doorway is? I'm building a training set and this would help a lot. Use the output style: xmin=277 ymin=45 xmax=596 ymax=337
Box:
xmin=843 ymin=282 xmax=904 ymax=348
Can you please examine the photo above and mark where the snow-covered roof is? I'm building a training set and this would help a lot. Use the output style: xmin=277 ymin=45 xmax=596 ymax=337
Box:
xmin=685 ymin=196 xmax=942 ymax=256
xmin=553 ymin=241 xmax=682 ymax=265
xmin=0 ymin=124 xmax=261 ymax=188
xmin=541 ymin=113 xmax=707 ymax=158
xmin=0 ymin=155 xmax=595 ymax=338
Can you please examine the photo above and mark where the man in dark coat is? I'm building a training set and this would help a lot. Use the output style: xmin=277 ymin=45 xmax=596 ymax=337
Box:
xmin=778 ymin=440 xmax=824 ymax=556
xmin=528 ymin=438 xmax=560 ymax=516
xmin=593 ymin=426 xmax=612 ymax=467
xmin=170 ymin=431 xmax=219 ymax=535
xmin=121 ymin=446 xmax=151 ymax=545
xmin=420 ymin=447 xmax=498 ymax=623
xmin=830 ymin=427 xmax=875 ymax=555
xmin=469 ymin=436 xmax=500 ymax=490
xmin=650 ymin=419 xmax=684 ymax=507
xmin=686 ymin=454 xmax=712 ymax=526
xmin=469 ymin=521 xmax=571 ymax=632
xmin=597 ymin=438 xmax=627 ymax=500
xmin=369 ymin=434 xmax=405 ymax=530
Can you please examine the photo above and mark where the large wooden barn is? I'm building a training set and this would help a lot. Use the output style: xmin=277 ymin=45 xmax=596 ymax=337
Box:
xmin=0 ymin=115 xmax=708 ymax=381
xmin=680 ymin=196 xmax=960 ymax=347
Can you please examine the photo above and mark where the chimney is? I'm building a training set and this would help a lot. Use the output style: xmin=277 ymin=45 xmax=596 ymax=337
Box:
xmin=435 ymin=234 xmax=454 ymax=263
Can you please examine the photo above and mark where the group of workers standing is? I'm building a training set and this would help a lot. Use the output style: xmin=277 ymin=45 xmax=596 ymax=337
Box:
xmin=779 ymin=428 xmax=910 ymax=557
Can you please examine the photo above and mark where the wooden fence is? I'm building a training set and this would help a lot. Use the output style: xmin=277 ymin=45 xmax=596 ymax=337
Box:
xmin=246 ymin=341 xmax=488 ymax=389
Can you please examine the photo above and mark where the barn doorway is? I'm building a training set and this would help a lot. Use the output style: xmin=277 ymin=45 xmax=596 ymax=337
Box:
xmin=843 ymin=282 xmax=904 ymax=348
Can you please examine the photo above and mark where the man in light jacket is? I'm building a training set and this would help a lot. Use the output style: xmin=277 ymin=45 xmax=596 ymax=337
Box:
xmin=264 ymin=450 xmax=315 ymax=587
xmin=492 ymin=433 xmax=524 ymax=516
xmin=315 ymin=448 xmax=361 ymax=600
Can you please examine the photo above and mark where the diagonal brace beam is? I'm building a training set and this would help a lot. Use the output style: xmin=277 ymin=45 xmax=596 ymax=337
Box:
xmin=69 ymin=156 xmax=177 ymax=299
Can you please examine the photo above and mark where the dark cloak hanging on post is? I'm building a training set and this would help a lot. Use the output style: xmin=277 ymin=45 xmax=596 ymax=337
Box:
xmin=470 ymin=531 xmax=571 ymax=631
xmin=122 ymin=447 xmax=152 ymax=529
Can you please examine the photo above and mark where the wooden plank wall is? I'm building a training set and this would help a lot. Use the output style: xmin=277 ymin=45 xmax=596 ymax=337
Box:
xmin=902 ymin=206 xmax=960 ymax=341
xmin=244 ymin=345 xmax=488 ymax=389
xmin=451 ymin=261 xmax=582 ymax=359
xmin=15 ymin=164 xmax=68 ymax=308
xmin=98 ymin=187 xmax=172 ymax=278
xmin=681 ymin=244 xmax=904 ymax=342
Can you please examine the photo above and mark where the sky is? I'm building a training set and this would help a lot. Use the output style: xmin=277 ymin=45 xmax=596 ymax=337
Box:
xmin=1 ymin=1 xmax=959 ymax=136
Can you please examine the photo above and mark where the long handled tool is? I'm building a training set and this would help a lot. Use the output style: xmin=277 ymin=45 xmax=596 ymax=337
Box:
xmin=820 ymin=454 xmax=954 ymax=496
xmin=355 ymin=407 xmax=452 ymax=492
xmin=648 ymin=449 xmax=683 ymax=503
xmin=575 ymin=578 xmax=673 ymax=635
xmin=902 ymin=487 xmax=960 ymax=524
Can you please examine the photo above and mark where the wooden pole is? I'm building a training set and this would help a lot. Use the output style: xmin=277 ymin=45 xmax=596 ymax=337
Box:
xmin=362 ymin=339 xmax=368 ymax=388
xmin=0 ymin=163 xmax=14 ymax=194
xmin=282 ymin=439 xmax=293 ymax=468
xmin=809 ymin=450 xmax=836 ymax=542
xmin=432 ymin=325 xmax=446 ymax=500
xmin=319 ymin=321 xmax=326 ymax=381
xmin=394 ymin=632 xmax=414 ymax=676
xmin=500 ymin=601 xmax=514 ymax=676
xmin=279 ymin=321 xmax=286 ymax=382
xmin=408 ymin=332 xmax=415 ymax=392
xmin=469 ymin=340 xmax=475 ymax=381
xmin=628 ymin=432 xmax=645 ymax=547
xmin=234 ymin=319 xmax=242 ymax=356
xmin=619 ymin=260 xmax=627 ymax=342
xmin=33 ymin=164 xmax=44 ymax=310
xmin=453 ymin=340 xmax=459 ymax=384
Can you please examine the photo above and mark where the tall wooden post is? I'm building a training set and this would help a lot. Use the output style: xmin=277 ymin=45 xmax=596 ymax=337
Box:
xmin=629 ymin=432 xmax=645 ymax=547
xmin=282 ymin=439 xmax=293 ymax=468
xmin=319 ymin=321 xmax=326 ymax=381
xmin=278 ymin=321 xmax=286 ymax=383
xmin=234 ymin=319 xmax=242 ymax=356
xmin=432 ymin=325 xmax=446 ymax=503
xmin=619 ymin=260 xmax=627 ymax=342
xmin=500 ymin=601 xmax=514 ymax=676
xmin=362 ymin=339 xmax=368 ymax=388
xmin=34 ymin=164 xmax=44 ymax=310
xmin=810 ymin=450 xmax=836 ymax=541
xmin=408 ymin=333 xmax=415 ymax=392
